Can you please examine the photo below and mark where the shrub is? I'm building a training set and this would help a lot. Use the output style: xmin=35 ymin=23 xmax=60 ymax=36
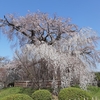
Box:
xmin=32 ymin=89 xmax=52 ymax=100
xmin=58 ymin=87 xmax=92 ymax=100
xmin=0 ymin=87 xmax=35 ymax=99
xmin=71 ymin=84 xmax=80 ymax=88
xmin=1 ymin=94 xmax=33 ymax=100
xmin=41 ymin=87 xmax=54 ymax=93
xmin=0 ymin=87 xmax=23 ymax=99
xmin=19 ymin=87 xmax=35 ymax=96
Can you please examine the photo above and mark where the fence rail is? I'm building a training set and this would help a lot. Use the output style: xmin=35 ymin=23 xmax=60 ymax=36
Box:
xmin=67 ymin=97 xmax=98 ymax=100
xmin=14 ymin=80 xmax=61 ymax=88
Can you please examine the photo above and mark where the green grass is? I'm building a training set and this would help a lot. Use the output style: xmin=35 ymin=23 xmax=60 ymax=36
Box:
xmin=87 ymin=86 xmax=100 ymax=99
xmin=0 ymin=87 xmax=22 ymax=99
xmin=0 ymin=87 xmax=34 ymax=99
xmin=0 ymin=86 xmax=100 ymax=100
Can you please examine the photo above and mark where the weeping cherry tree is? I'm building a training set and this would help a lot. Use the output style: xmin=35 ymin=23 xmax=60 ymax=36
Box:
xmin=0 ymin=12 xmax=100 ymax=93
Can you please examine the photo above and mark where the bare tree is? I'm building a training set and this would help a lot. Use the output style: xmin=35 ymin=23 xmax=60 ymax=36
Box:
xmin=0 ymin=56 xmax=10 ymax=66
xmin=14 ymin=47 xmax=55 ymax=89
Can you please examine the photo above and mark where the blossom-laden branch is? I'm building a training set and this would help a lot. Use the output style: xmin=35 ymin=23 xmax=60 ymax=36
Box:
xmin=0 ymin=12 xmax=77 ymax=46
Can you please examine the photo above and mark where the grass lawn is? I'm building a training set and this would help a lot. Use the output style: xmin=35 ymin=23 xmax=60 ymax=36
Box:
xmin=87 ymin=86 xmax=100 ymax=99
xmin=0 ymin=86 xmax=100 ymax=100
xmin=0 ymin=87 xmax=22 ymax=99
xmin=0 ymin=87 xmax=34 ymax=99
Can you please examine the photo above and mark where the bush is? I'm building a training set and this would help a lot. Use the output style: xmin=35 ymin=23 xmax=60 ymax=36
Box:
xmin=58 ymin=87 xmax=92 ymax=100
xmin=0 ymin=87 xmax=23 ymax=99
xmin=32 ymin=89 xmax=52 ymax=100
xmin=71 ymin=84 xmax=80 ymax=88
xmin=19 ymin=87 xmax=35 ymax=96
xmin=41 ymin=87 xmax=54 ymax=93
xmin=0 ymin=87 xmax=35 ymax=99
xmin=1 ymin=94 xmax=33 ymax=100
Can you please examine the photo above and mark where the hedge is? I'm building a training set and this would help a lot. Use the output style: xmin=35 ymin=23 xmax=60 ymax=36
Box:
xmin=58 ymin=87 xmax=92 ymax=100
xmin=32 ymin=89 xmax=52 ymax=100
xmin=1 ymin=94 xmax=33 ymax=100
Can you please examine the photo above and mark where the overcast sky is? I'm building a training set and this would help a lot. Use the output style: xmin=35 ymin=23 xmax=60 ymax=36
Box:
xmin=0 ymin=0 xmax=100 ymax=70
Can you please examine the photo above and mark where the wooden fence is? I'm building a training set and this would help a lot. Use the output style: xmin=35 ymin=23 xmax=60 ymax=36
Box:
xmin=14 ymin=80 xmax=61 ymax=88
xmin=67 ymin=97 xmax=98 ymax=100
xmin=53 ymin=97 xmax=98 ymax=100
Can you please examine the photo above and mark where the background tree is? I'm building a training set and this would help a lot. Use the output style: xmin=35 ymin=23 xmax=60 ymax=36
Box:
xmin=0 ymin=56 xmax=20 ymax=88
xmin=0 ymin=56 xmax=10 ymax=67
xmin=95 ymin=72 xmax=100 ymax=87
xmin=0 ymin=67 xmax=7 ymax=88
